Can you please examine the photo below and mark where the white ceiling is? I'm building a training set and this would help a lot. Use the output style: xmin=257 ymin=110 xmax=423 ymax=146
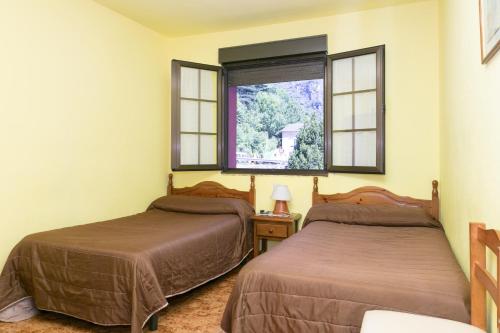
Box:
xmin=93 ymin=0 xmax=424 ymax=37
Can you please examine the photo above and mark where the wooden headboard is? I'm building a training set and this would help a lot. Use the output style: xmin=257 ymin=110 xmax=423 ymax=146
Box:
xmin=167 ymin=174 xmax=256 ymax=208
xmin=312 ymin=177 xmax=439 ymax=220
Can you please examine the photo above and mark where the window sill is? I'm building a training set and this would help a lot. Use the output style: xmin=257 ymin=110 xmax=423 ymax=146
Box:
xmin=329 ymin=166 xmax=385 ymax=174
xmin=172 ymin=166 xmax=221 ymax=171
xmin=222 ymin=168 xmax=328 ymax=176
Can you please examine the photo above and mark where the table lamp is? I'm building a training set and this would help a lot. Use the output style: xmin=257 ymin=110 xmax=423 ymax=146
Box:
xmin=271 ymin=184 xmax=291 ymax=215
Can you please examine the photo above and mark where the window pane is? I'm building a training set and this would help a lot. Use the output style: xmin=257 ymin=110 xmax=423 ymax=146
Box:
xmin=200 ymin=70 xmax=217 ymax=101
xmin=180 ymin=134 xmax=198 ymax=165
xmin=199 ymin=135 xmax=217 ymax=164
xmin=199 ymin=102 xmax=217 ymax=133
xmin=354 ymin=131 xmax=376 ymax=166
xmin=332 ymin=94 xmax=352 ymax=130
xmin=232 ymin=79 xmax=324 ymax=170
xmin=332 ymin=132 xmax=353 ymax=166
xmin=354 ymin=54 xmax=376 ymax=91
xmin=354 ymin=92 xmax=376 ymax=129
xmin=180 ymin=67 xmax=199 ymax=99
xmin=180 ymin=100 xmax=198 ymax=132
xmin=332 ymin=58 xmax=352 ymax=93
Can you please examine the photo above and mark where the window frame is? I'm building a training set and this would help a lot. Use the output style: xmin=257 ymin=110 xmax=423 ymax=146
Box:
xmin=171 ymin=60 xmax=223 ymax=171
xmin=327 ymin=45 xmax=386 ymax=174
xmin=220 ymin=54 xmax=328 ymax=176
xmin=170 ymin=44 xmax=385 ymax=175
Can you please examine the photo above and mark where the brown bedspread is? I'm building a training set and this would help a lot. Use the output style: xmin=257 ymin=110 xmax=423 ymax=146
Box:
xmin=222 ymin=208 xmax=469 ymax=332
xmin=0 ymin=195 xmax=253 ymax=333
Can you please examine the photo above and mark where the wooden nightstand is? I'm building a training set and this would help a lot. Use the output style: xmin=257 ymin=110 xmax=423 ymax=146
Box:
xmin=252 ymin=213 xmax=302 ymax=257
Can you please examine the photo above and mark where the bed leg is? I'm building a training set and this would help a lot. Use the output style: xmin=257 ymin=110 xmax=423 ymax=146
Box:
xmin=149 ymin=314 xmax=158 ymax=331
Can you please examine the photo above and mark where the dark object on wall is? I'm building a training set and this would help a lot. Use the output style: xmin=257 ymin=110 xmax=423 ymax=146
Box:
xmin=219 ymin=35 xmax=327 ymax=64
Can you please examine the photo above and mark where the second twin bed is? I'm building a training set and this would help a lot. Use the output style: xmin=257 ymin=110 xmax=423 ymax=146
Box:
xmin=221 ymin=178 xmax=469 ymax=333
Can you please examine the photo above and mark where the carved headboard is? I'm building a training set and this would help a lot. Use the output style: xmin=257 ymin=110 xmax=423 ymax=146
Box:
xmin=312 ymin=177 xmax=439 ymax=220
xmin=167 ymin=174 xmax=256 ymax=208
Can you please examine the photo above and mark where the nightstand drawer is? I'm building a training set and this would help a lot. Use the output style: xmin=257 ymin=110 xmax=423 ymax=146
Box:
xmin=256 ymin=223 xmax=287 ymax=238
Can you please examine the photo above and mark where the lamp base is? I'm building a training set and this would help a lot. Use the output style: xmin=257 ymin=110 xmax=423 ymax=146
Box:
xmin=273 ymin=200 xmax=289 ymax=215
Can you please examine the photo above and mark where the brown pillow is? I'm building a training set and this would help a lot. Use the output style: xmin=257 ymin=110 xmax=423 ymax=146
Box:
xmin=303 ymin=202 xmax=441 ymax=228
xmin=147 ymin=195 xmax=254 ymax=217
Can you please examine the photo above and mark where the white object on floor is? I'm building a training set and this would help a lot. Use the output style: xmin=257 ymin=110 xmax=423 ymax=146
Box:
xmin=0 ymin=297 xmax=39 ymax=322
xmin=361 ymin=310 xmax=485 ymax=333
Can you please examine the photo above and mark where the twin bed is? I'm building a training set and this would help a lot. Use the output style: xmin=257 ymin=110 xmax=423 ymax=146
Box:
xmin=0 ymin=174 xmax=256 ymax=333
xmin=221 ymin=178 xmax=470 ymax=333
xmin=0 ymin=175 xmax=470 ymax=333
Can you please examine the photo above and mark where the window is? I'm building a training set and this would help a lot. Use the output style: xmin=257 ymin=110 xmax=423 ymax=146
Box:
xmin=171 ymin=38 xmax=385 ymax=175
xmin=328 ymin=45 xmax=385 ymax=173
xmin=171 ymin=60 xmax=222 ymax=170
xmin=224 ymin=55 xmax=326 ymax=173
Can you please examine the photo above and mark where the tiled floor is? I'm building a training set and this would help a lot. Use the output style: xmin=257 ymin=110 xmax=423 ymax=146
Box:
xmin=0 ymin=269 xmax=237 ymax=333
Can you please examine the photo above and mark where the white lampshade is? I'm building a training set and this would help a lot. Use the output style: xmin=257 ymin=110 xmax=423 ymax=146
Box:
xmin=271 ymin=184 xmax=291 ymax=201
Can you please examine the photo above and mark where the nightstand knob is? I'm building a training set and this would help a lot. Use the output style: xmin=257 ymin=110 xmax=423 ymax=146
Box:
xmin=269 ymin=229 xmax=274 ymax=234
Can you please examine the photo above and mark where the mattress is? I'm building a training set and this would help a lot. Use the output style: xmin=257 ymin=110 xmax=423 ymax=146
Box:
xmin=222 ymin=219 xmax=469 ymax=332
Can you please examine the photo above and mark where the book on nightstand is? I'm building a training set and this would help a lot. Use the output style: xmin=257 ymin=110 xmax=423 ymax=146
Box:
xmin=257 ymin=210 xmax=290 ymax=218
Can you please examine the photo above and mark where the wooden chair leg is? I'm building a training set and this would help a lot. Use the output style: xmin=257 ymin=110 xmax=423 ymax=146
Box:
xmin=149 ymin=314 xmax=158 ymax=331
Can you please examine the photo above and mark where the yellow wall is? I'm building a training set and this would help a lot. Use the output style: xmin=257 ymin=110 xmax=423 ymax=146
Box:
xmin=2 ymin=0 xmax=499 ymax=327
xmin=439 ymin=0 xmax=500 ymax=329
xmin=0 ymin=0 xmax=169 ymax=266
xmin=167 ymin=1 xmax=440 ymax=224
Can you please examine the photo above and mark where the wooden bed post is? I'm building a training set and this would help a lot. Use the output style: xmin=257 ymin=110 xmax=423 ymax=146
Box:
xmin=497 ymin=239 xmax=500 ymax=333
xmin=469 ymin=222 xmax=488 ymax=331
xmin=431 ymin=180 xmax=439 ymax=220
xmin=249 ymin=176 xmax=256 ymax=208
xmin=148 ymin=313 xmax=158 ymax=331
xmin=167 ymin=173 xmax=173 ymax=195
xmin=312 ymin=177 xmax=319 ymax=204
